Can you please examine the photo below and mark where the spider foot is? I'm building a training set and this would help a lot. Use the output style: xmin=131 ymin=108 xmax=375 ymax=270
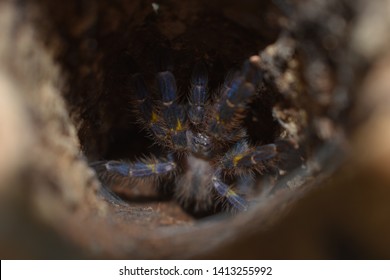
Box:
xmin=212 ymin=170 xmax=248 ymax=211
xmin=221 ymin=141 xmax=278 ymax=175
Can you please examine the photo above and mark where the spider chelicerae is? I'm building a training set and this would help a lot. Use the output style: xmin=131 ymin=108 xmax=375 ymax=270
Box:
xmin=96 ymin=55 xmax=279 ymax=213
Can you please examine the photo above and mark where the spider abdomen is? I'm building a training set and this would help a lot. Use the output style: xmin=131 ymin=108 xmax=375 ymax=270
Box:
xmin=175 ymin=154 xmax=215 ymax=211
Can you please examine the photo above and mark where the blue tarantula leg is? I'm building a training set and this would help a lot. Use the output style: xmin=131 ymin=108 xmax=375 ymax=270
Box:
xmin=156 ymin=71 xmax=188 ymax=149
xmin=131 ymin=74 xmax=168 ymax=141
xmin=157 ymin=71 xmax=177 ymax=105
xmin=208 ymin=56 xmax=262 ymax=141
xmin=188 ymin=62 xmax=208 ymax=125
xmin=103 ymin=155 xmax=176 ymax=178
xmin=221 ymin=140 xmax=277 ymax=174
xmin=212 ymin=170 xmax=248 ymax=211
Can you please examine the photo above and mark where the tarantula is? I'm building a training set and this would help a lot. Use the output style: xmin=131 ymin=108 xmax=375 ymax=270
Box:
xmin=95 ymin=55 xmax=279 ymax=213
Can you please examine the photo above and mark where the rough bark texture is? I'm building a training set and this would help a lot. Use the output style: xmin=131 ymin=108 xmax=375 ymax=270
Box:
xmin=1 ymin=0 xmax=390 ymax=259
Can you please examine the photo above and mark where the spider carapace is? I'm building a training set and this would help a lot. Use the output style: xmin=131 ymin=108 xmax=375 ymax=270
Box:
xmin=95 ymin=55 xmax=278 ymax=213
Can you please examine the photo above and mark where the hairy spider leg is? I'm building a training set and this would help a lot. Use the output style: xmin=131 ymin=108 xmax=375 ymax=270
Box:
xmin=207 ymin=57 xmax=262 ymax=143
xmin=218 ymin=68 xmax=248 ymax=98
xmin=188 ymin=62 xmax=208 ymax=125
xmin=221 ymin=141 xmax=278 ymax=175
xmin=212 ymin=169 xmax=248 ymax=211
xmin=210 ymin=141 xmax=277 ymax=210
xmin=103 ymin=154 xmax=176 ymax=178
xmin=156 ymin=71 xmax=188 ymax=150
xmin=131 ymin=73 xmax=168 ymax=144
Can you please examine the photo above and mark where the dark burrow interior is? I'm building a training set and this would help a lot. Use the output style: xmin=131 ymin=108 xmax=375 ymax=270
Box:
xmin=36 ymin=0 xmax=311 ymax=223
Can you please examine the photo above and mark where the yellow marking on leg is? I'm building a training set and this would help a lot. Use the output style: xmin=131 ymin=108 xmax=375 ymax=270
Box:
xmin=233 ymin=154 xmax=244 ymax=166
xmin=151 ymin=111 xmax=158 ymax=123
xmin=147 ymin=164 xmax=156 ymax=173
xmin=215 ymin=114 xmax=224 ymax=125
xmin=226 ymin=188 xmax=238 ymax=198
xmin=175 ymin=119 xmax=183 ymax=131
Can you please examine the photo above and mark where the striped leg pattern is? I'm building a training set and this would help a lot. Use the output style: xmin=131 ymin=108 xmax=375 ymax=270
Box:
xmin=207 ymin=56 xmax=262 ymax=143
xmin=188 ymin=62 xmax=209 ymax=126
xmin=212 ymin=140 xmax=278 ymax=211
xmin=103 ymin=154 xmax=176 ymax=179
